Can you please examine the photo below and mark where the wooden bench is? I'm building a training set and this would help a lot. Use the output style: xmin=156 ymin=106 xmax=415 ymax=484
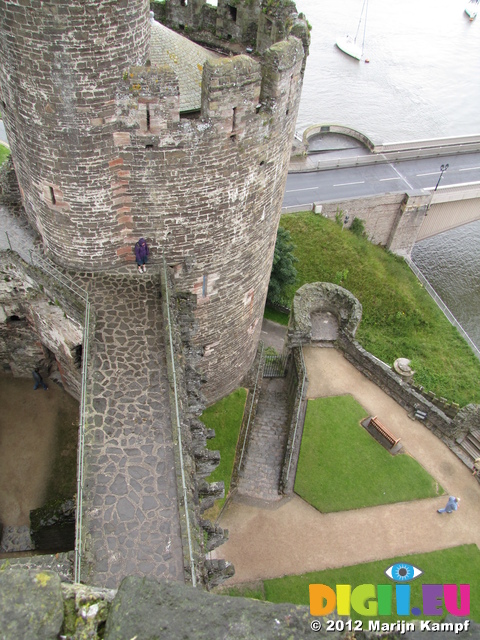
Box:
xmin=369 ymin=416 xmax=401 ymax=448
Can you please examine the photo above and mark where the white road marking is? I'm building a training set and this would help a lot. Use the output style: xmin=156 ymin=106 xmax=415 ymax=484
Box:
xmin=379 ymin=177 xmax=402 ymax=181
xmin=390 ymin=164 xmax=414 ymax=189
xmin=333 ymin=181 xmax=365 ymax=187
xmin=459 ymin=167 xmax=480 ymax=172
xmin=285 ymin=186 xmax=318 ymax=193
xmin=416 ymin=171 xmax=440 ymax=177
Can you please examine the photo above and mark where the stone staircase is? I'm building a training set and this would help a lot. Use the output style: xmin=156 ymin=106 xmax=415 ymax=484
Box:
xmin=458 ymin=428 xmax=480 ymax=462
xmin=236 ymin=377 xmax=290 ymax=503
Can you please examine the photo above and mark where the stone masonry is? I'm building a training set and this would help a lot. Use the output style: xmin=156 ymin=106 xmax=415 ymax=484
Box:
xmin=77 ymin=271 xmax=185 ymax=588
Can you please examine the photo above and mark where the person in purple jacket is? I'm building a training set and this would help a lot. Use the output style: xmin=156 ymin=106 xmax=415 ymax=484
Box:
xmin=134 ymin=237 xmax=149 ymax=273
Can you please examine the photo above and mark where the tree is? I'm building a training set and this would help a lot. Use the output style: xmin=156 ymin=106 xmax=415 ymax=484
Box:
xmin=267 ymin=226 xmax=298 ymax=305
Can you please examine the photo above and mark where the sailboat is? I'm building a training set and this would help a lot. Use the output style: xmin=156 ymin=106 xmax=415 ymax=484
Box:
xmin=465 ymin=0 xmax=479 ymax=20
xmin=336 ymin=0 xmax=368 ymax=61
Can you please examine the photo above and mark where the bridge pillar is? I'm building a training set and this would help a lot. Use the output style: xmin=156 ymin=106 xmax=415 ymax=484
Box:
xmin=386 ymin=191 xmax=432 ymax=255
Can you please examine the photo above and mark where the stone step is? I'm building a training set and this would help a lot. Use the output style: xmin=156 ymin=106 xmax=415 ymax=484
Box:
xmin=459 ymin=437 xmax=480 ymax=461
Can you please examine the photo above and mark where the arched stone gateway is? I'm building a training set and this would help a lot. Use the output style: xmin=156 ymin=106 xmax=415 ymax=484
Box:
xmin=287 ymin=282 xmax=362 ymax=347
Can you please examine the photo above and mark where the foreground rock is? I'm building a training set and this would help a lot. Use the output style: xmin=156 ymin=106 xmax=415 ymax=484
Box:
xmin=0 ymin=567 xmax=478 ymax=639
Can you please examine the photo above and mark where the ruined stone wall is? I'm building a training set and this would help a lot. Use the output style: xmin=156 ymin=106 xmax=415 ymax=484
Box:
xmin=0 ymin=0 xmax=150 ymax=269
xmin=0 ymin=252 xmax=84 ymax=398
xmin=0 ymin=156 xmax=22 ymax=209
xmin=151 ymin=0 xmax=310 ymax=57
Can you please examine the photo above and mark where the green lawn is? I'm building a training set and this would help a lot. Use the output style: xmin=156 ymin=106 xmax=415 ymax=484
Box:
xmin=200 ymin=387 xmax=247 ymax=519
xmin=279 ymin=212 xmax=480 ymax=406
xmin=263 ymin=305 xmax=289 ymax=326
xmin=0 ymin=145 xmax=10 ymax=166
xmin=294 ymin=396 xmax=443 ymax=512
xmin=223 ymin=545 xmax=480 ymax=623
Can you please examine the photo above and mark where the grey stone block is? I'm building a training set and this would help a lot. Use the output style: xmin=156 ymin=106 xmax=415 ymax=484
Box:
xmin=0 ymin=569 xmax=63 ymax=640
xmin=104 ymin=576 xmax=316 ymax=640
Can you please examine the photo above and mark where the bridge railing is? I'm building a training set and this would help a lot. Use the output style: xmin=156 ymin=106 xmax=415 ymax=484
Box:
xmin=407 ymin=258 xmax=480 ymax=361
xmin=310 ymin=143 xmax=480 ymax=172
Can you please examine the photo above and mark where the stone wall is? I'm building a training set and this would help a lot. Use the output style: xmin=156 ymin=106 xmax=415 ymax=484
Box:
xmin=314 ymin=191 xmax=431 ymax=254
xmin=279 ymin=346 xmax=308 ymax=494
xmin=114 ymin=35 xmax=305 ymax=402
xmin=0 ymin=0 xmax=151 ymax=268
xmin=150 ymin=0 xmax=310 ymax=59
xmin=160 ymin=262 xmax=233 ymax=587
xmin=0 ymin=251 xmax=84 ymax=398
xmin=0 ymin=155 xmax=22 ymax=208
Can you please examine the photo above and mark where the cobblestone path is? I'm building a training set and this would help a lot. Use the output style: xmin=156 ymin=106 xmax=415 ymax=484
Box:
xmin=237 ymin=377 xmax=290 ymax=502
xmin=80 ymin=273 xmax=185 ymax=588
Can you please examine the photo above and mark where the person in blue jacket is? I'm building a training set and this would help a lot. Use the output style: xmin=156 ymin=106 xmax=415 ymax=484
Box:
xmin=437 ymin=496 xmax=459 ymax=513
xmin=134 ymin=238 xmax=149 ymax=273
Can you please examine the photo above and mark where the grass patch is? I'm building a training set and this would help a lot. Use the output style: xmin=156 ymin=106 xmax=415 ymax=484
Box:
xmin=0 ymin=145 xmax=10 ymax=167
xmin=279 ymin=212 xmax=480 ymax=406
xmin=201 ymin=387 xmax=247 ymax=520
xmin=263 ymin=305 xmax=289 ymax=326
xmin=261 ymin=545 xmax=480 ymax=623
xmin=220 ymin=546 xmax=480 ymax=623
xmin=295 ymin=396 xmax=443 ymax=512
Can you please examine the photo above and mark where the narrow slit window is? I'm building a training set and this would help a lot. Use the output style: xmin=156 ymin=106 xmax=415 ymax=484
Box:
xmin=146 ymin=103 xmax=151 ymax=132
xmin=49 ymin=186 xmax=56 ymax=205
xmin=231 ymin=107 xmax=237 ymax=134
xmin=228 ymin=5 xmax=237 ymax=21
xmin=202 ymin=275 xmax=208 ymax=298
xmin=286 ymin=74 xmax=293 ymax=115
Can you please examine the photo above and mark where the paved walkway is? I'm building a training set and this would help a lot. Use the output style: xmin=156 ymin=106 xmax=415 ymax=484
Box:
xmin=212 ymin=347 xmax=480 ymax=585
xmin=237 ymin=377 xmax=290 ymax=502
xmin=79 ymin=272 xmax=185 ymax=588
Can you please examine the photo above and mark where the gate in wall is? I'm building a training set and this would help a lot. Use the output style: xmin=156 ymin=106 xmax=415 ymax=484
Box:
xmin=263 ymin=354 xmax=288 ymax=378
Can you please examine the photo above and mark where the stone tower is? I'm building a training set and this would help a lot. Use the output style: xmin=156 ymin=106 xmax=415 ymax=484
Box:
xmin=0 ymin=0 xmax=309 ymax=403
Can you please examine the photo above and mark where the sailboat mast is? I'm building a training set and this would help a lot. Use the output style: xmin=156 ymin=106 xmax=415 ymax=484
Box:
xmin=362 ymin=0 xmax=368 ymax=55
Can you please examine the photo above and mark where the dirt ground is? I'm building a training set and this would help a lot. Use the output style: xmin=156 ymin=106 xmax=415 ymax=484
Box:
xmin=0 ymin=373 xmax=79 ymax=528
xmin=212 ymin=347 xmax=480 ymax=585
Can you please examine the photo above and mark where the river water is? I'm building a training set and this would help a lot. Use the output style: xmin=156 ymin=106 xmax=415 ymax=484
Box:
xmin=294 ymin=0 xmax=480 ymax=349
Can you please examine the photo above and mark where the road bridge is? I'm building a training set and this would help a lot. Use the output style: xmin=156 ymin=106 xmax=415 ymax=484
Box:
xmin=286 ymin=129 xmax=480 ymax=251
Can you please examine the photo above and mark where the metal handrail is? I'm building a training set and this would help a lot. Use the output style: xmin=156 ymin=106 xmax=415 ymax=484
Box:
xmin=29 ymin=250 xmax=88 ymax=302
xmin=406 ymin=258 xmax=480 ymax=361
xmin=74 ymin=296 xmax=90 ymax=583
xmin=238 ymin=341 xmax=265 ymax=472
xmin=162 ymin=255 xmax=197 ymax=587
xmin=285 ymin=347 xmax=307 ymax=484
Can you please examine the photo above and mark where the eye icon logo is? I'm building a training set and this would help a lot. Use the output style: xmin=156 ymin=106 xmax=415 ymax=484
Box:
xmin=385 ymin=563 xmax=423 ymax=582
